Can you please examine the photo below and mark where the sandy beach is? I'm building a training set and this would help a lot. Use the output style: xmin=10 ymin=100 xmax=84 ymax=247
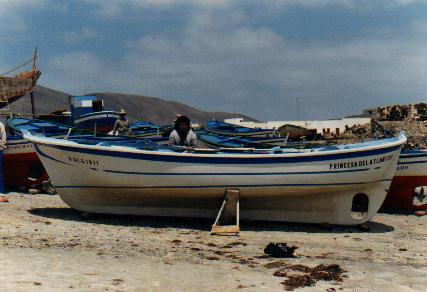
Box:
xmin=0 ymin=193 xmax=426 ymax=291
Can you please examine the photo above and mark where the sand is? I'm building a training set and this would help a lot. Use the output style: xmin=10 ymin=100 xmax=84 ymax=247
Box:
xmin=0 ymin=193 xmax=426 ymax=291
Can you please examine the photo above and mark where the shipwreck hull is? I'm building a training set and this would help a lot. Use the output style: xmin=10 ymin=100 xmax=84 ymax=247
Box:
xmin=27 ymin=134 xmax=406 ymax=225
xmin=0 ymin=70 xmax=40 ymax=105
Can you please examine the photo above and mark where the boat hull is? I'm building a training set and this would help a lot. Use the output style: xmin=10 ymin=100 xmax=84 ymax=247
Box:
xmin=74 ymin=111 xmax=120 ymax=133
xmin=4 ymin=137 xmax=48 ymax=188
xmin=383 ymin=150 xmax=427 ymax=211
xmin=206 ymin=121 xmax=276 ymax=137
xmin=29 ymin=134 xmax=406 ymax=225
xmin=0 ymin=69 xmax=40 ymax=106
xmin=206 ymin=128 xmax=275 ymax=137
xmin=56 ymin=182 xmax=389 ymax=225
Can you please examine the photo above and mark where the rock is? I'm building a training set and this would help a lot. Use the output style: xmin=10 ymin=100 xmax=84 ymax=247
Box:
xmin=28 ymin=189 xmax=40 ymax=195
xmin=414 ymin=210 xmax=427 ymax=216
xmin=264 ymin=242 xmax=297 ymax=258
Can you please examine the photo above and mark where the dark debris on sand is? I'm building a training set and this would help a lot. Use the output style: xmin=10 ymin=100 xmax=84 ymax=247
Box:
xmin=264 ymin=242 xmax=298 ymax=258
xmin=277 ymin=264 xmax=347 ymax=291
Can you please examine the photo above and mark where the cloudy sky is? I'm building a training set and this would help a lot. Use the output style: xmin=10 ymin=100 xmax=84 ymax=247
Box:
xmin=1 ymin=0 xmax=427 ymax=120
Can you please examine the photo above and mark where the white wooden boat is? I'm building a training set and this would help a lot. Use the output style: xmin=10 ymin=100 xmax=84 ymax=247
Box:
xmin=24 ymin=132 xmax=406 ymax=225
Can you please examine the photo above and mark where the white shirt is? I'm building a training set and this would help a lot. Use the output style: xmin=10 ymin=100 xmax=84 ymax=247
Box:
xmin=168 ymin=129 xmax=197 ymax=147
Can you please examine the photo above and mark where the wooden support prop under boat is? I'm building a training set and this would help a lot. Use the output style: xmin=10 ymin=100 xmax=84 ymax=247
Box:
xmin=211 ymin=189 xmax=240 ymax=236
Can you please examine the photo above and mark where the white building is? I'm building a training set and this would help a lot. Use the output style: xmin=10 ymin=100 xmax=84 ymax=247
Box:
xmin=224 ymin=117 xmax=371 ymax=135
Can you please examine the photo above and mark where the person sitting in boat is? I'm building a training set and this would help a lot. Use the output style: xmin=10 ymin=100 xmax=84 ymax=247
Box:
xmin=112 ymin=109 xmax=132 ymax=136
xmin=169 ymin=115 xmax=197 ymax=147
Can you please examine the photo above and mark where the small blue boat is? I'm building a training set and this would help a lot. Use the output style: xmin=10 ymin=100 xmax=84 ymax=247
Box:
xmin=70 ymin=96 xmax=120 ymax=133
xmin=130 ymin=121 xmax=170 ymax=138
xmin=8 ymin=116 xmax=170 ymax=145
xmin=7 ymin=116 xmax=75 ymax=137
xmin=206 ymin=120 xmax=277 ymax=137
xmin=197 ymin=131 xmax=285 ymax=148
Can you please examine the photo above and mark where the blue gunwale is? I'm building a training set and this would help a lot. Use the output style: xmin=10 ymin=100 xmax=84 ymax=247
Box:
xmin=35 ymin=144 xmax=375 ymax=175
xmin=33 ymin=139 xmax=403 ymax=164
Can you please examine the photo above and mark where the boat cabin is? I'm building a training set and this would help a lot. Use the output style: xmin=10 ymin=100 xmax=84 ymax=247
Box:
xmin=70 ymin=95 xmax=104 ymax=120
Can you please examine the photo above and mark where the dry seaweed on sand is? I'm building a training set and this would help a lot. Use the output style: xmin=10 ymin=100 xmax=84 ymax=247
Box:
xmin=278 ymin=263 xmax=346 ymax=290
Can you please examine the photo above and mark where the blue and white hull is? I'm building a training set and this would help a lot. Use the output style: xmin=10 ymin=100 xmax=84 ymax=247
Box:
xmin=74 ymin=111 xmax=120 ymax=133
xmin=25 ymin=133 xmax=406 ymax=225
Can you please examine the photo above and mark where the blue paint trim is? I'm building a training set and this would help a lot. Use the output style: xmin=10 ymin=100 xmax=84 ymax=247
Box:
xmin=102 ymin=168 xmax=370 ymax=176
xmin=54 ymin=179 xmax=392 ymax=189
xmin=7 ymin=141 xmax=31 ymax=146
xmin=400 ymin=153 xmax=427 ymax=159
xmin=398 ymin=160 xmax=427 ymax=165
xmin=36 ymin=143 xmax=372 ymax=175
xmin=36 ymin=142 xmax=402 ymax=164
xmin=34 ymin=144 xmax=72 ymax=166
xmin=37 ymin=142 xmax=375 ymax=176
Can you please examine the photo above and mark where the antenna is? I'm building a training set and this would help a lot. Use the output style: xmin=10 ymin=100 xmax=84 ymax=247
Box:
xmin=295 ymin=97 xmax=300 ymax=120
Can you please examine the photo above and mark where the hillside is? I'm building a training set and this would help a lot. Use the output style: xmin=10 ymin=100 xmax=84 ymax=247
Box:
xmin=8 ymin=85 xmax=254 ymax=125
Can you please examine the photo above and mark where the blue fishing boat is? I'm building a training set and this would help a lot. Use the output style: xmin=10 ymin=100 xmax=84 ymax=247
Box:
xmin=7 ymin=116 xmax=75 ymax=137
xmin=197 ymin=131 xmax=279 ymax=148
xmin=4 ymin=116 xmax=169 ymax=188
xmin=70 ymin=96 xmax=120 ymax=133
xmin=206 ymin=120 xmax=277 ymax=137
xmin=8 ymin=116 xmax=169 ymax=145
xmin=4 ymin=116 xmax=78 ymax=189
xmin=129 ymin=121 xmax=168 ymax=138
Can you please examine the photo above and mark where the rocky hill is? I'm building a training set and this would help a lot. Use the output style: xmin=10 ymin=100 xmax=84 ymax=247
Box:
xmin=8 ymin=85 xmax=253 ymax=125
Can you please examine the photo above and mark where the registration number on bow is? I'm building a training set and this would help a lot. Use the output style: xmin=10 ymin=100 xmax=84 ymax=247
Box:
xmin=67 ymin=156 xmax=100 ymax=166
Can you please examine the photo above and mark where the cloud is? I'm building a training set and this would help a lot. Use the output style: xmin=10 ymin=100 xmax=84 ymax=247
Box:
xmin=45 ymin=52 xmax=113 ymax=93
xmin=264 ymin=0 xmax=423 ymax=8
xmin=83 ymin=0 xmax=424 ymax=19
xmin=129 ymin=36 xmax=427 ymax=118
xmin=42 ymin=1 xmax=427 ymax=120
xmin=63 ymin=28 xmax=101 ymax=43
xmin=0 ymin=0 xmax=48 ymax=32
xmin=46 ymin=6 xmax=426 ymax=120
xmin=410 ymin=18 xmax=427 ymax=35
xmin=83 ymin=0 xmax=228 ymax=18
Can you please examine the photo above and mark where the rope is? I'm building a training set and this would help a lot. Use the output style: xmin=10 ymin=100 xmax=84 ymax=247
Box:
xmin=0 ymin=58 xmax=35 ymax=77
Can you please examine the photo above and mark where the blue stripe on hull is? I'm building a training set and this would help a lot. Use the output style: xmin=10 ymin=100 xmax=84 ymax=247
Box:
xmin=35 ymin=144 xmax=372 ymax=176
xmin=400 ymin=154 xmax=427 ymax=159
xmin=35 ymin=142 xmax=402 ymax=164
xmin=54 ymin=179 xmax=392 ymax=189
xmin=398 ymin=160 xmax=427 ymax=165
xmin=102 ymin=168 xmax=370 ymax=176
